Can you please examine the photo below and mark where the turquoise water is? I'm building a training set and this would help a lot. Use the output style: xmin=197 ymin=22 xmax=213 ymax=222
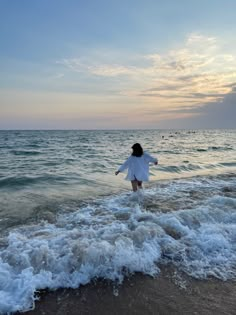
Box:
xmin=0 ymin=129 xmax=235 ymax=313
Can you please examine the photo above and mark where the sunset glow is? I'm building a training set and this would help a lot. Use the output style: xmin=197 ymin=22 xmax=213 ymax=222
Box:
xmin=1 ymin=1 xmax=236 ymax=129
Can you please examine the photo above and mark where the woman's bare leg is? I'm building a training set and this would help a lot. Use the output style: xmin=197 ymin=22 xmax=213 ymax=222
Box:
xmin=137 ymin=181 xmax=143 ymax=189
xmin=131 ymin=180 xmax=138 ymax=192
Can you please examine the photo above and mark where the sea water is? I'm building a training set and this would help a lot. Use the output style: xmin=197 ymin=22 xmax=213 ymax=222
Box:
xmin=0 ymin=129 xmax=235 ymax=313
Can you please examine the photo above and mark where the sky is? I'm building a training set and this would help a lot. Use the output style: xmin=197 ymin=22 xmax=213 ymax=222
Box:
xmin=0 ymin=0 xmax=236 ymax=129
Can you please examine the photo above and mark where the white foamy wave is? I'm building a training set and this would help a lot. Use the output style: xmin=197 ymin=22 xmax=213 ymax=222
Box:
xmin=0 ymin=176 xmax=236 ymax=313
xmin=0 ymin=206 xmax=162 ymax=313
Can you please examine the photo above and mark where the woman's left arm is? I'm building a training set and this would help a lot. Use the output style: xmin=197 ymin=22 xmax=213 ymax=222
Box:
xmin=144 ymin=152 xmax=158 ymax=164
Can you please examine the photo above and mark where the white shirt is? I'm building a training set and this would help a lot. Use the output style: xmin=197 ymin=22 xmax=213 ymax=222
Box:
xmin=118 ymin=152 xmax=158 ymax=181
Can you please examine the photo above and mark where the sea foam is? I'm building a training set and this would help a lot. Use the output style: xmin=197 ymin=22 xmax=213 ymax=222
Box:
xmin=0 ymin=179 xmax=236 ymax=313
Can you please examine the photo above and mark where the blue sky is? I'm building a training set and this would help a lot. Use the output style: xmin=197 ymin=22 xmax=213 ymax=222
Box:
xmin=1 ymin=0 xmax=236 ymax=129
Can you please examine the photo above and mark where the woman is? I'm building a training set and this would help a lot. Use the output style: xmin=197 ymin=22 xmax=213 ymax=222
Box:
xmin=115 ymin=143 xmax=158 ymax=192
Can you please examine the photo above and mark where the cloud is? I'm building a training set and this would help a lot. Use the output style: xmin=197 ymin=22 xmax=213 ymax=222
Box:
xmin=50 ymin=33 xmax=236 ymax=129
xmin=140 ymin=34 xmax=236 ymax=104
xmin=142 ymin=87 xmax=236 ymax=129
xmin=58 ymin=34 xmax=236 ymax=107
xmin=57 ymin=58 xmax=137 ymax=77
xmin=188 ymin=87 xmax=236 ymax=128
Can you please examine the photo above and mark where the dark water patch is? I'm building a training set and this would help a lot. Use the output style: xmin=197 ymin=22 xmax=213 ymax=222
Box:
xmin=26 ymin=144 xmax=42 ymax=149
xmin=162 ymin=226 xmax=182 ymax=240
xmin=222 ymin=186 xmax=235 ymax=193
xmin=161 ymin=164 xmax=202 ymax=174
xmin=0 ymin=145 xmax=10 ymax=149
xmin=159 ymin=150 xmax=182 ymax=154
xmin=42 ymin=161 xmax=60 ymax=166
xmin=221 ymin=185 xmax=236 ymax=198
xmin=11 ymin=150 xmax=42 ymax=156
xmin=64 ymin=158 xmax=77 ymax=164
xmin=203 ymin=164 xmax=219 ymax=170
xmin=30 ymin=205 xmax=58 ymax=224
xmin=219 ymin=162 xmax=236 ymax=167
xmin=196 ymin=146 xmax=234 ymax=152
xmin=0 ymin=174 xmax=69 ymax=189
xmin=207 ymin=172 xmax=236 ymax=181
xmin=209 ymin=146 xmax=234 ymax=151
xmin=202 ymin=162 xmax=236 ymax=170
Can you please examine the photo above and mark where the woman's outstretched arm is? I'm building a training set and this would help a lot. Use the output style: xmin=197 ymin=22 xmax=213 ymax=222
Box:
xmin=115 ymin=156 xmax=131 ymax=175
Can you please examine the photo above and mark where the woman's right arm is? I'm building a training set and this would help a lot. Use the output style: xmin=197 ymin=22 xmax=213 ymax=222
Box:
xmin=115 ymin=156 xmax=131 ymax=175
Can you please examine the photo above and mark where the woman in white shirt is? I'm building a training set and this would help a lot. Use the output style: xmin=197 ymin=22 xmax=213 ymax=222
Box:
xmin=115 ymin=143 xmax=158 ymax=192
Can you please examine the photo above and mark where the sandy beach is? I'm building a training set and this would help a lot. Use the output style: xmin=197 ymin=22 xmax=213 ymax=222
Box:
xmin=23 ymin=267 xmax=236 ymax=315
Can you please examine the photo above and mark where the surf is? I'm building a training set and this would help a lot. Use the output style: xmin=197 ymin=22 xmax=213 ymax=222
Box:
xmin=0 ymin=174 xmax=236 ymax=313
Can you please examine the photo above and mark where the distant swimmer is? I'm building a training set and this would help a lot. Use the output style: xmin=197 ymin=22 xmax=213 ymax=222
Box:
xmin=115 ymin=143 xmax=158 ymax=192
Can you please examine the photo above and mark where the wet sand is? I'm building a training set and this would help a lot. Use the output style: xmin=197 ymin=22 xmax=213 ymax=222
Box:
xmin=21 ymin=267 xmax=236 ymax=315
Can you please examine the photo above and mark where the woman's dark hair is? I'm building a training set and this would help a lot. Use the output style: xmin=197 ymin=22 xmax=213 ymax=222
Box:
xmin=132 ymin=143 xmax=143 ymax=157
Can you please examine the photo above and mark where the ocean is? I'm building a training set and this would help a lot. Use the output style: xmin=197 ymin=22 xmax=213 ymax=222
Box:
xmin=0 ymin=129 xmax=235 ymax=313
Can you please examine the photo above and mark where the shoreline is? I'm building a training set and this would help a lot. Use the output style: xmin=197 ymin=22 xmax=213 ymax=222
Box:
xmin=21 ymin=267 xmax=236 ymax=315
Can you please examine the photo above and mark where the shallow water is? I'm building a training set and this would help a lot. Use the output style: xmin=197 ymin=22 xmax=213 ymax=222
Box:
xmin=0 ymin=129 xmax=235 ymax=313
